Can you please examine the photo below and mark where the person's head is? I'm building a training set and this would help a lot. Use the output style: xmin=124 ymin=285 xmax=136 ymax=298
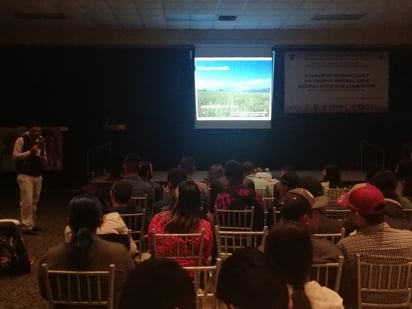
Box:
xmin=321 ymin=164 xmax=341 ymax=187
xmin=242 ymin=161 xmax=257 ymax=176
xmin=27 ymin=122 xmax=42 ymax=140
xmin=119 ymin=258 xmax=195 ymax=309
xmin=166 ymin=180 xmax=202 ymax=233
xmin=371 ymin=170 xmax=397 ymax=192
xmin=337 ymin=183 xmax=385 ymax=228
xmin=279 ymin=188 xmax=325 ymax=233
xmin=167 ymin=168 xmax=187 ymax=195
xmin=216 ymin=248 xmax=289 ymax=309
xmin=278 ymin=171 xmax=300 ymax=197
xmin=179 ymin=156 xmax=196 ymax=176
xmin=123 ymin=153 xmax=141 ymax=174
xmin=110 ymin=181 xmax=133 ymax=205
xmin=365 ymin=162 xmax=382 ymax=183
xmin=206 ymin=163 xmax=224 ymax=183
xmin=67 ymin=194 xmax=103 ymax=269
xmin=265 ymin=223 xmax=313 ymax=309
xmin=138 ymin=160 xmax=153 ymax=179
xmin=280 ymin=164 xmax=295 ymax=177
xmin=80 ymin=183 xmax=110 ymax=213
xmin=224 ymin=160 xmax=244 ymax=186
xmin=396 ymin=159 xmax=412 ymax=181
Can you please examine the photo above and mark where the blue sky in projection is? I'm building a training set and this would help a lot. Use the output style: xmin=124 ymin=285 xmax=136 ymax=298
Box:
xmin=195 ymin=58 xmax=272 ymax=92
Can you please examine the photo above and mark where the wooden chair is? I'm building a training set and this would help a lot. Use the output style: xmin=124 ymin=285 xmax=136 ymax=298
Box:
xmin=129 ymin=195 xmax=147 ymax=211
xmin=215 ymin=225 xmax=268 ymax=260
xmin=183 ymin=258 xmax=222 ymax=309
xmin=120 ymin=209 xmax=146 ymax=255
xmin=356 ymin=253 xmax=412 ymax=308
xmin=272 ymin=206 xmax=281 ymax=225
xmin=40 ymin=263 xmax=115 ymax=309
xmin=313 ymin=227 xmax=346 ymax=244
xmin=151 ymin=228 xmax=205 ymax=266
xmin=262 ymin=197 xmax=275 ymax=226
xmin=325 ymin=188 xmax=349 ymax=207
xmin=215 ymin=207 xmax=254 ymax=231
xmin=311 ymin=256 xmax=344 ymax=292
xmin=324 ymin=208 xmax=351 ymax=221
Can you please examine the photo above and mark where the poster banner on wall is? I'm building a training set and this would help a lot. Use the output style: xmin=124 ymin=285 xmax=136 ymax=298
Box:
xmin=284 ymin=50 xmax=388 ymax=113
xmin=0 ymin=127 xmax=63 ymax=171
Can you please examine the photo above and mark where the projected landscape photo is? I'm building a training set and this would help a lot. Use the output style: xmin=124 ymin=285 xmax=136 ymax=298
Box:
xmin=195 ymin=57 xmax=272 ymax=120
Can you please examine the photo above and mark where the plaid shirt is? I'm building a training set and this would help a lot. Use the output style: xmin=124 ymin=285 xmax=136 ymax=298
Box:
xmin=215 ymin=187 xmax=263 ymax=210
xmin=337 ymin=222 xmax=412 ymax=307
xmin=148 ymin=211 xmax=213 ymax=267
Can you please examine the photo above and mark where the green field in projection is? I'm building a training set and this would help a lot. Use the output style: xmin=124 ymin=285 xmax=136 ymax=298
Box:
xmin=197 ymin=91 xmax=270 ymax=118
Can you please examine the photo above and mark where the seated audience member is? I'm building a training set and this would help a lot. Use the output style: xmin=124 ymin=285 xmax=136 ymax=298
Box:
xmin=119 ymin=258 xmax=195 ymax=309
xmin=371 ymin=170 xmax=412 ymax=229
xmin=216 ymin=247 xmax=290 ymax=309
xmin=204 ymin=163 xmax=226 ymax=213
xmin=121 ymin=153 xmax=154 ymax=214
xmin=273 ymin=171 xmax=300 ymax=202
xmin=242 ymin=161 xmax=273 ymax=197
xmin=321 ymin=164 xmax=342 ymax=189
xmin=213 ymin=160 xmax=265 ymax=230
xmin=396 ymin=159 xmax=412 ymax=197
xmin=154 ymin=168 xmax=187 ymax=213
xmin=138 ymin=160 xmax=163 ymax=203
xmin=39 ymin=194 xmax=134 ymax=309
xmin=110 ymin=181 xmax=135 ymax=213
xmin=179 ymin=156 xmax=209 ymax=213
xmin=299 ymin=176 xmax=344 ymax=234
xmin=148 ymin=180 xmax=213 ymax=267
xmin=337 ymin=183 xmax=412 ymax=308
xmin=65 ymin=183 xmax=137 ymax=256
xmin=278 ymin=188 xmax=342 ymax=263
xmin=265 ymin=223 xmax=343 ymax=309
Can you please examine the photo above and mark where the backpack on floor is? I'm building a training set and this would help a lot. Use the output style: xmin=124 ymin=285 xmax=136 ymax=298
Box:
xmin=0 ymin=221 xmax=31 ymax=275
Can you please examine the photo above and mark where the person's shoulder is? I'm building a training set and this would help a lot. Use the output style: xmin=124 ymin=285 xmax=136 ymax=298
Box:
xmin=40 ymin=244 xmax=67 ymax=266
xmin=95 ymin=238 xmax=129 ymax=254
xmin=305 ymin=281 xmax=343 ymax=309
xmin=199 ymin=219 xmax=212 ymax=230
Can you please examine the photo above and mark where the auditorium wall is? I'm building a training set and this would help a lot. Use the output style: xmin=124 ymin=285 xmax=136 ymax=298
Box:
xmin=0 ymin=46 xmax=411 ymax=189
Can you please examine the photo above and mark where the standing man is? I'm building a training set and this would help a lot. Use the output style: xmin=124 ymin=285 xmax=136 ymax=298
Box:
xmin=13 ymin=123 xmax=47 ymax=235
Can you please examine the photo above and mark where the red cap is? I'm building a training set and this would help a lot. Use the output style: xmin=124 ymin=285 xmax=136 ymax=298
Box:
xmin=337 ymin=183 xmax=385 ymax=215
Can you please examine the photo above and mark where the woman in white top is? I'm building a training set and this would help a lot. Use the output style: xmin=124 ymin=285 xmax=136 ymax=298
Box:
xmin=265 ymin=223 xmax=343 ymax=309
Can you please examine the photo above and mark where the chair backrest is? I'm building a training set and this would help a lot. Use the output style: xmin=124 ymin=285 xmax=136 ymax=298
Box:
xmin=151 ymin=228 xmax=205 ymax=266
xmin=272 ymin=206 xmax=280 ymax=225
xmin=356 ymin=253 xmax=412 ymax=309
xmin=120 ymin=209 xmax=146 ymax=254
xmin=215 ymin=225 xmax=268 ymax=259
xmin=215 ymin=207 xmax=254 ymax=231
xmin=324 ymin=208 xmax=351 ymax=221
xmin=325 ymin=188 xmax=349 ymax=207
xmin=129 ymin=195 xmax=147 ymax=211
xmin=183 ymin=258 xmax=222 ymax=309
xmin=40 ymin=263 xmax=115 ymax=309
xmin=311 ymin=256 xmax=344 ymax=292
xmin=262 ymin=197 xmax=274 ymax=226
xmin=313 ymin=227 xmax=346 ymax=244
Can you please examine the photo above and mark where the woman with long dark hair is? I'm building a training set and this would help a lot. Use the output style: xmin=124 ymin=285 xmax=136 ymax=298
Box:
xmin=321 ymin=164 xmax=342 ymax=189
xmin=264 ymin=223 xmax=343 ymax=309
xmin=148 ymin=180 xmax=213 ymax=267
xmin=39 ymin=194 xmax=134 ymax=308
